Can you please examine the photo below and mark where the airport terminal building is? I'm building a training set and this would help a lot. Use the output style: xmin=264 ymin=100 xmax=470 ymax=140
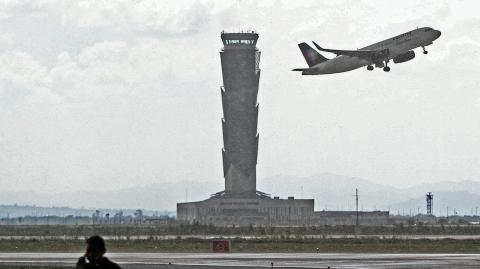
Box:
xmin=176 ymin=32 xmax=388 ymax=227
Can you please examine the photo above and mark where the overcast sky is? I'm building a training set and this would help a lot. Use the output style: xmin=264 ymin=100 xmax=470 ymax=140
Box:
xmin=0 ymin=0 xmax=479 ymax=194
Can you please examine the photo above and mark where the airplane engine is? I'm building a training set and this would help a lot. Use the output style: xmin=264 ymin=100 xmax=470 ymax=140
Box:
xmin=393 ymin=50 xmax=415 ymax=64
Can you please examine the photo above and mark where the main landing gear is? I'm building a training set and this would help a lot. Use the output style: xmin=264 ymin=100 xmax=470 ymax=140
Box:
xmin=367 ymin=63 xmax=389 ymax=72
xmin=383 ymin=60 xmax=390 ymax=72
xmin=422 ymin=46 xmax=428 ymax=54
xmin=367 ymin=60 xmax=390 ymax=72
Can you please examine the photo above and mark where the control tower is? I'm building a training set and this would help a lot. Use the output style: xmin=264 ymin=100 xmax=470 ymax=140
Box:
xmin=176 ymin=32 xmax=314 ymax=226
xmin=220 ymin=32 xmax=261 ymax=197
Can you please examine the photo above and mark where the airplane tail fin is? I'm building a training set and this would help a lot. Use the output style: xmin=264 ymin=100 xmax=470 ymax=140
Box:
xmin=298 ymin=42 xmax=329 ymax=67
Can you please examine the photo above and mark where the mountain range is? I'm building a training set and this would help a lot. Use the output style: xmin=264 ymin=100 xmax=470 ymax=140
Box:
xmin=1 ymin=174 xmax=479 ymax=217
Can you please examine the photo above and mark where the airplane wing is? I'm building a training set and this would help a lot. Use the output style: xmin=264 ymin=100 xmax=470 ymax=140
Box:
xmin=312 ymin=41 xmax=389 ymax=60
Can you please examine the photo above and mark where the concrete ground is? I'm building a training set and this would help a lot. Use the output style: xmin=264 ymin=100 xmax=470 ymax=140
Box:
xmin=1 ymin=253 xmax=480 ymax=268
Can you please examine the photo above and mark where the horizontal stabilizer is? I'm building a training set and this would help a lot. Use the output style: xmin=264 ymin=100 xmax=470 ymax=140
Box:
xmin=292 ymin=68 xmax=310 ymax=71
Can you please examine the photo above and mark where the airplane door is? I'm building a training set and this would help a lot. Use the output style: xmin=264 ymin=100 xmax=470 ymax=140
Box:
xmin=413 ymin=31 xmax=421 ymax=47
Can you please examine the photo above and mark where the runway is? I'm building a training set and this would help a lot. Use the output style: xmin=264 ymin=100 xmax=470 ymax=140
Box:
xmin=1 ymin=252 xmax=480 ymax=268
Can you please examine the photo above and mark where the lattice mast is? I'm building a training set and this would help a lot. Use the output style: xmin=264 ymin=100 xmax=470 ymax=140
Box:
xmin=426 ymin=192 xmax=433 ymax=215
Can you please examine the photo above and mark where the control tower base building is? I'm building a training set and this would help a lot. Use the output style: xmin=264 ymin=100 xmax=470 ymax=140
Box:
xmin=177 ymin=32 xmax=313 ymax=226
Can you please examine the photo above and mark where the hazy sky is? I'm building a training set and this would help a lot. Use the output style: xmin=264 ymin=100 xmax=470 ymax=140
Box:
xmin=0 ymin=0 xmax=479 ymax=193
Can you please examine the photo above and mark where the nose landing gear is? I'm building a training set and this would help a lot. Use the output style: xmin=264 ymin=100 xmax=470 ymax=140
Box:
xmin=422 ymin=46 xmax=428 ymax=54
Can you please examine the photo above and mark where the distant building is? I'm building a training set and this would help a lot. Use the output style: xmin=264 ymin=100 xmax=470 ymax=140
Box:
xmin=178 ymin=196 xmax=313 ymax=226
xmin=313 ymin=211 xmax=390 ymax=226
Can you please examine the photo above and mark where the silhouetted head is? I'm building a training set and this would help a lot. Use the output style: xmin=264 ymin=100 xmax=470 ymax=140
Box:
xmin=85 ymin=235 xmax=106 ymax=262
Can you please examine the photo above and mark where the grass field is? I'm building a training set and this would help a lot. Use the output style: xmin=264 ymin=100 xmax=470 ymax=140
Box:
xmin=0 ymin=267 xmax=60 ymax=269
xmin=1 ymin=223 xmax=480 ymax=237
xmin=2 ymin=237 xmax=480 ymax=253
xmin=1 ymin=224 xmax=480 ymax=255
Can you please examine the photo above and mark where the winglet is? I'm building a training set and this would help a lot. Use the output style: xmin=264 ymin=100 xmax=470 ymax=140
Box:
xmin=312 ymin=41 xmax=323 ymax=51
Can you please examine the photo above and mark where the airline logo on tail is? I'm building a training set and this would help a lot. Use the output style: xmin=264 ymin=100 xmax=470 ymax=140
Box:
xmin=298 ymin=42 xmax=328 ymax=67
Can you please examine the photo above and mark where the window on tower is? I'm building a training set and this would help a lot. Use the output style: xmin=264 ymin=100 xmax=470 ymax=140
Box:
xmin=225 ymin=39 xmax=255 ymax=45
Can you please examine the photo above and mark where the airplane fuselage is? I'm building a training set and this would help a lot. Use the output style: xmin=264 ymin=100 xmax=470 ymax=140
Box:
xmin=301 ymin=27 xmax=441 ymax=75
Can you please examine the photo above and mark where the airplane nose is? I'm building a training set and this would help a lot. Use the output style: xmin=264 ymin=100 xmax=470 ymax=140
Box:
xmin=435 ymin=30 xmax=441 ymax=39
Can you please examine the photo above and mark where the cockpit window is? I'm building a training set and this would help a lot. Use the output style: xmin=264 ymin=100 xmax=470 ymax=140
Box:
xmin=425 ymin=28 xmax=432 ymax=32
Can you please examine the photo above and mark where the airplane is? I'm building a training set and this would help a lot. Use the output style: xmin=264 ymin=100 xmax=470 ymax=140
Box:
xmin=293 ymin=27 xmax=441 ymax=75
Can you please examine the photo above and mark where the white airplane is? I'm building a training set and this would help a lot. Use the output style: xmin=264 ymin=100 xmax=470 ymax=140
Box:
xmin=293 ymin=27 xmax=441 ymax=75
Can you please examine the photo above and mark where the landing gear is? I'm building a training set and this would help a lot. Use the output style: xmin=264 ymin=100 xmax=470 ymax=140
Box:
xmin=422 ymin=46 xmax=428 ymax=54
xmin=367 ymin=65 xmax=374 ymax=71
xmin=383 ymin=60 xmax=390 ymax=72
